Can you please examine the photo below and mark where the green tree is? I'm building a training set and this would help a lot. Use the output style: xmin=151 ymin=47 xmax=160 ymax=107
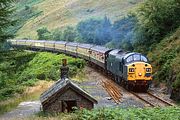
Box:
xmin=63 ymin=26 xmax=77 ymax=42
xmin=0 ymin=0 xmax=14 ymax=44
xmin=52 ymin=28 xmax=63 ymax=41
xmin=37 ymin=27 xmax=52 ymax=40
xmin=99 ymin=16 xmax=112 ymax=44
xmin=77 ymin=18 xmax=106 ymax=45
xmin=133 ymin=0 xmax=180 ymax=53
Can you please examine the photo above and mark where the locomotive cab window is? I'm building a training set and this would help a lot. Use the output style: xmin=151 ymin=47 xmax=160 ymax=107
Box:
xmin=134 ymin=54 xmax=140 ymax=61
xmin=126 ymin=56 xmax=133 ymax=63
xmin=141 ymin=56 xmax=148 ymax=62
xmin=125 ymin=54 xmax=148 ymax=63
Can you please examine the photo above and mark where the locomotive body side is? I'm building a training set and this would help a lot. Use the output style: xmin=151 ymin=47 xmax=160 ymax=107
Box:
xmin=107 ymin=50 xmax=152 ymax=91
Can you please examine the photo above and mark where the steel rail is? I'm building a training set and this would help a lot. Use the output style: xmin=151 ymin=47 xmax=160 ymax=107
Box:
xmin=130 ymin=91 xmax=155 ymax=107
xmin=147 ymin=92 xmax=174 ymax=106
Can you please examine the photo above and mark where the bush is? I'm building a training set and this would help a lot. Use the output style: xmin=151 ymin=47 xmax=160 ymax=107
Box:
xmin=76 ymin=107 xmax=180 ymax=120
xmin=0 ymin=51 xmax=85 ymax=100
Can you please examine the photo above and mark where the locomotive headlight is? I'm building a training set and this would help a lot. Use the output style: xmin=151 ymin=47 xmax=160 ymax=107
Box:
xmin=146 ymin=68 xmax=151 ymax=72
xmin=129 ymin=68 xmax=135 ymax=72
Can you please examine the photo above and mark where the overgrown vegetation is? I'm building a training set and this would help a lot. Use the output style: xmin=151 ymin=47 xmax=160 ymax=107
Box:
xmin=132 ymin=0 xmax=180 ymax=53
xmin=0 ymin=51 xmax=85 ymax=101
xmin=148 ymin=27 xmax=180 ymax=89
xmin=27 ymin=107 xmax=180 ymax=120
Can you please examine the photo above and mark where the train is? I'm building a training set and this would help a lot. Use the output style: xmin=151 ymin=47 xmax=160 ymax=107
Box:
xmin=8 ymin=39 xmax=152 ymax=91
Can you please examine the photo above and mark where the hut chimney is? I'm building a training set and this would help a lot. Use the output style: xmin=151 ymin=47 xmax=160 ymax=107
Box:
xmin=60 ymin=59 xmax=69 ymax=80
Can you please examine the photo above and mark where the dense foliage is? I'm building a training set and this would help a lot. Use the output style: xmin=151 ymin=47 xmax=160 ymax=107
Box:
xmin=0 ymin=0 xmax=14 ymax=44
xmin=0 ymin=51 xmax=85 ymax=100
xmin=148 ymin=27 xmax=180 ymax=89
xmin=133 ymin=0 xmax=180 ymax=53
xmin=75 ymin=107 xmax=180 ymax=120
xmin=35 ymin=107 xmax=180 ymax=120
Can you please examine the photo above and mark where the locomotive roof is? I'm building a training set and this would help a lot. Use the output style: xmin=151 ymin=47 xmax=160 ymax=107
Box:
xmin=124 ymin=52 xmax=141 ymax=59
xmin=109 ymin=49 xmax=125 ymax=55
xmin=91 ymin=45 xmax=110 ymax=53
xmin=109 ymin=49 xmax=130 ymax=60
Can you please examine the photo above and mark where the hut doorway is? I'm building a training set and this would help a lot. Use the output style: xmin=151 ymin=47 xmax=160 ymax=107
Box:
xmin=62 ymin=100 xmax=77 ymax=112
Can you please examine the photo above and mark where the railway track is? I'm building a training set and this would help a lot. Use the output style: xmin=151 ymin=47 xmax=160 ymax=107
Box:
xmin=130 ymin=91 xmax=174 ymax=107
xmin=101 ymin=80 xmax=123 ymax=104
xmin=98 ymin=69 xmax=174 ymax=107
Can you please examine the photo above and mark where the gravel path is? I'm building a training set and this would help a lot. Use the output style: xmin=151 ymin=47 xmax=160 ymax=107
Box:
xmin=0 ymin=101 xmax=41 ymax=120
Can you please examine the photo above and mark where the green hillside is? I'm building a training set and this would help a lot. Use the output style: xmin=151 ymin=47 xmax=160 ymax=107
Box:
xmin=14 ymin=0 xmax=143 ymax=39
xmin=148 ymin=27 xmax=180 ymax=100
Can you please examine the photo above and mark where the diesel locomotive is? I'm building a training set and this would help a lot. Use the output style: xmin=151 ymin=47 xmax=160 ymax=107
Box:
xmin=8 ymin=39 xmax=152 ymax=91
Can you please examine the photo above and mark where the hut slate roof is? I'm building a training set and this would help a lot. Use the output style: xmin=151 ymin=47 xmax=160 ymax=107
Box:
xmin=40 ymin=78 xmax=98 ymax=104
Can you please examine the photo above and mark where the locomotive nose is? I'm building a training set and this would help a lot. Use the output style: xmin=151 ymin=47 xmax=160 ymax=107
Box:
xmin=127 ymin=62 xmax=152 ymax=81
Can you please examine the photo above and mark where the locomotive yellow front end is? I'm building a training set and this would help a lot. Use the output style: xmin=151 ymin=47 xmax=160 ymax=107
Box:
xmin=124 ymin=53 xmax=152 ymax=91
xmin=128 ymin=62 xmax=152 ymax=81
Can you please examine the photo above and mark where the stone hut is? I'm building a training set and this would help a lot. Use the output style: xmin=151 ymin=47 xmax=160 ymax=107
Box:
xmin=40 ymin=59 xmax=97 ymax=112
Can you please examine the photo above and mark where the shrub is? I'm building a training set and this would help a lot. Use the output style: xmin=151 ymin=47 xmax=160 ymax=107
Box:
xmin=0 ymin=51 xmax=85 ymax=100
